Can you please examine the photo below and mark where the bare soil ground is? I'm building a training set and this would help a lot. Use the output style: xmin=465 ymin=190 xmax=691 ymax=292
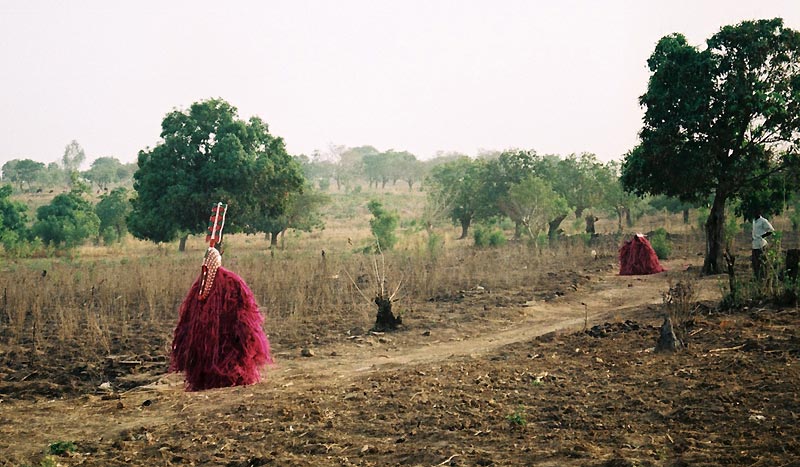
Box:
xmin=1 ymin=251 xmax=799 ymax=467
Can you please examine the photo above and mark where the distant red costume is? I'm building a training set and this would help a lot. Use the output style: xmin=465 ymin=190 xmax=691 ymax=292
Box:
xmin=619 ymin=233 xmax=666 ymax=275
xmin=170 ymin=203 xmax=272 ymax=391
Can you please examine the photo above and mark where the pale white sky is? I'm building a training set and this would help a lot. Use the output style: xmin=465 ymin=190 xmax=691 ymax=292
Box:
xmin=1 ymin=0 xmax=798 ymax=168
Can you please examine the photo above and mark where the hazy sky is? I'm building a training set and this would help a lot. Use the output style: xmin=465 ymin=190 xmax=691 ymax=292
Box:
xmin=1 ymin=1 xmax=799 ymax=168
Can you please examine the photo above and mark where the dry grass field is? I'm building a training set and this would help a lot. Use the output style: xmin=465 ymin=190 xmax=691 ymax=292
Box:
xmin=1 ymin=186 xmax=799 ymax=466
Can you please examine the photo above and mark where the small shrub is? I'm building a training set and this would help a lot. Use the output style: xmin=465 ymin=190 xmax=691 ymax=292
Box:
xmin=662 ymin=277 xmax=697 ymax=345
xmin=649 ymin=228 xmax=672 ymax=260
xmin=367 ymin=200 xmax=398 ymax=251
xmin=507 ymin=406 xmax=527 ymax=427
xmin=488 ymin=230 xmax=507 ymax=247
xmin=426 ymin=232 xmax=444 ymax=259
xmin=497 ymin=217 xmax=515 ymax=231
xmin=1 ymin=231 xmax=46 ymax=258
xmin=473 ymin=226 xmax=489 ymax=247
xmin=101 ymin=226 xmax=119 ymax=245
xmin=473 ymin=226 xmax=505 ymax=248
xmin=48 ymin=441 xmax=77 ymax=456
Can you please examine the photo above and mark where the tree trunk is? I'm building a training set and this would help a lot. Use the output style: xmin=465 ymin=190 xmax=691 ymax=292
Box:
xmin=655 ymin=315 xmax=683 ymax=352
xmin=625 ymin=207 xmax=633 ymax=227
xmin=459 ymin=218 xmax=471 ymax=240
xmin=683 ymin=208 xmax=690 ymax=224
xmin=702 ymin=194 xmax=727 ymax=274
xmin=575 ymin=206 xmax=585 ymax=218
xmin=514 ymin=221 xmax=523 ymax=240
xmin=372 ymin=295 xmax=402 ymax=332
xmin=178 ymin=234 xmax=188 ymax=252
xmin=615 ymin=207 xmax=624 ymax=233
xmin=547 ymin=214 xmax=567 ymax=245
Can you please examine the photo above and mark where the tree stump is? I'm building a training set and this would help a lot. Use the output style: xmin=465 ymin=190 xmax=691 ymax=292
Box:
xmin=373 ymin=295 xmax=402 ymax=332
xmin=656 ymin=315 xmax=683 ymax=352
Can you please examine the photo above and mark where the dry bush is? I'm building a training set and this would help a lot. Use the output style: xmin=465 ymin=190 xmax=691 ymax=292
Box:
xmin=662 ymin=275 xmax=699 ymax=346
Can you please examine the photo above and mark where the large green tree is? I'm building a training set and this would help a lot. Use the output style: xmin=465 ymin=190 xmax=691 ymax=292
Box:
xmin=129 ymin=98 xmax=304 ymax=251
xmin=295 ymin=152 xmax=335 ymax=190
xmin=84 ymin=157 xmax=125 ymax=190
xmin=254 ymin=185 xmax=328 ymax=248
xmin=39 ymin=162 xmax=65 ymax=188
xmin=33 ymin=188 xmax=100 ymax=248
xmin=426 ymin=157 xmax=486 ymax=239
xmin=96 ymin=187 xmax=131 ymax=244
xmin=602 ymin=161 xmax=644 ymax=232
xmin=0 ymin=184 xmax=28 ymax=234
xmin=335 ymin=145 xmax=376 ymax=190
xmin=362 ymin=152 xmax=391 ymax=189
xmin=0 ymin=184 xmax=30 ymax=253
xmin=62 ymin=140 xmax=86 ymax=186
xmin=535 ymin=153 xmax=607 ymax=241
xmin=498 ymin=176 xmax=570 ymax=241
xmin=621 ymin=18 xmax=800 ymax=273
xmin=479 ymin=149 xmax=540 ymax=238
xmin=2 ymin=159 xmax=45 ymax=191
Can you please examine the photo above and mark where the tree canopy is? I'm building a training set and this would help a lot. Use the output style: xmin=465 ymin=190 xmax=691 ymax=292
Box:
xmin=1 ymin=159 xmax=45 ymax=191
xmin=96 ymin=187 xmax=131 ymax=244
xmin=426 ymin=157 xmax=486 ymax=239
xmin=129 ymin=98 xmax=305 ymax=250
xmin=33 ymin=188 xmax=100 ymax=248
xmin=621 ymin=18 xmax=800 ymax=273
xmin=62 ymin=140 xmax=86 ymax=183
xmin=252 ymin=184 xmax=328 ymax=248
xmin=0 ymin=184 xmax=28 ymax=234
xmin=84 ymin=157 xmax=128 ymax=189
xmin=499 ymin=176 xmax=570 ymax=241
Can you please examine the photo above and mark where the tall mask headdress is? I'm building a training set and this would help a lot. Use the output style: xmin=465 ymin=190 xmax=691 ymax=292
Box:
xmin=198 ymin=202 xmax=228 ymax=300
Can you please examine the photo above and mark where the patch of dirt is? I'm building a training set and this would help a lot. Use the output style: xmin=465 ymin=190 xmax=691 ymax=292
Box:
xmin=1 ymin=254 xmax=799 ymax=467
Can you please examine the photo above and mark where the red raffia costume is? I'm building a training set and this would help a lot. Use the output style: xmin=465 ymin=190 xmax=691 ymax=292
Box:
xmin=619 ymin=233 xmax=666 ymax=275
xmin=170 ymin=203 xmax=272 ymax=391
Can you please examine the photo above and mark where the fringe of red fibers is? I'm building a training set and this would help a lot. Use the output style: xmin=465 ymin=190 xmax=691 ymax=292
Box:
xmin=170 ymin=267 xmax=272 ymax=391
xmin=619 ymin=235 xmax=666 ymax=275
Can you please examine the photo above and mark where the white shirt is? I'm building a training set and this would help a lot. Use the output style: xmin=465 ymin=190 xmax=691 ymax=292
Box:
xmin=752 ymin=216 xmax=775 ymax=249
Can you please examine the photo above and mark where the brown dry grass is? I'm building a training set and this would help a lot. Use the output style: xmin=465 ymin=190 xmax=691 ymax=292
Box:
xmin=2 ymin=183 xmax=793 ymax=365
xmin=0 ymin=229 xmax=606 ymax=358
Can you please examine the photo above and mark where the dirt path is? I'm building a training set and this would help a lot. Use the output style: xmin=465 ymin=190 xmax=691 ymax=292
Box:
xmin=1 ymin=258 xmax=722 ymax=464
xmin=266 ymin=259 xmax=718 ymax=383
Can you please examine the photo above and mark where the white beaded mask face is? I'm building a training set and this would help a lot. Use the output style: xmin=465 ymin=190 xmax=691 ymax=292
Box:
xmin=199 ymin=247 xmax=222 ymax=300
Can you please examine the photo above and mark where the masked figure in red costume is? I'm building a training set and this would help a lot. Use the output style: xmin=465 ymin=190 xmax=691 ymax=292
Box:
xmin=170 ymin=203 xmax=272 ymax=391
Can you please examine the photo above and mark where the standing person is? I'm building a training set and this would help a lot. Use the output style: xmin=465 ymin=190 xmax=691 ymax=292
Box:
xmin=585 ymin=214 xmax=599 ymax=236
xmin=170 ymin=203 xmax=272 ymax=391
xmin=752 ymin=212 xmax=775 ymax=279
